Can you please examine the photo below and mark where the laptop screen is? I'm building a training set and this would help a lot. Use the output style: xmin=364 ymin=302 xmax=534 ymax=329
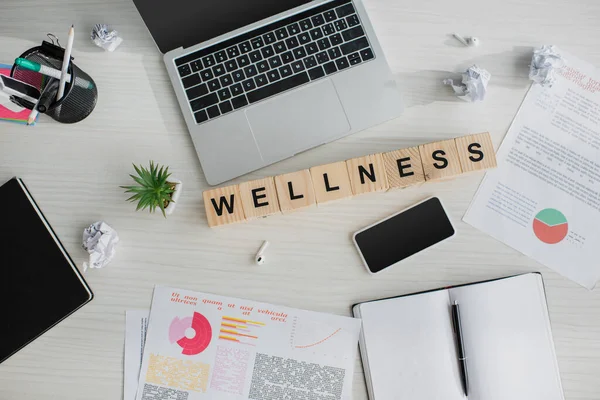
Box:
xmin=132 ymin=0 xmax=314 ymax=54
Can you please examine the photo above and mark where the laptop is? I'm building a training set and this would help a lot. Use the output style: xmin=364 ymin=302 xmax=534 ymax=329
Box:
xmin=132 ymin=0 xmax=403 ymax=185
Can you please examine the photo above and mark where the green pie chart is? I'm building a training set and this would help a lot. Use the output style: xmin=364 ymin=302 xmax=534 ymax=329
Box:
xmin=533 ymin=208 xmax=568 ymax=244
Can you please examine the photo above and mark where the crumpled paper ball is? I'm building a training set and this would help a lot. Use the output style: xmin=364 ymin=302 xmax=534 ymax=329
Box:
xmin=529 ymin=45 xmax=565 ymax=87
xmin=443 ymin=64 xmax=491 ymax=102
xmin=91 ymin=24 xmax=123 ymax=52
xmin=82 ymin=221 xmax=119 ymax=271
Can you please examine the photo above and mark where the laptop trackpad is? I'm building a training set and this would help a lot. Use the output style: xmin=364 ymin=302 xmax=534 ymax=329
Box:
xmin=246 ymin=79 xmax=350 ymax=163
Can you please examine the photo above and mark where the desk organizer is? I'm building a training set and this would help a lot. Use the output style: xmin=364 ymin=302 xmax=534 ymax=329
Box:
xmin=11 ymin=41 xmax=98 ymax=123
xmin=203 ymin=132 xmax=497 ymax=227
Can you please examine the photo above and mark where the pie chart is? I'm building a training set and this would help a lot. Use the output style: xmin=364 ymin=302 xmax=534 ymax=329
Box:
xmin=533 ymin=208 xmax=568 ymax=244
xmin=169 ymin=312 xmax=212 ymax=355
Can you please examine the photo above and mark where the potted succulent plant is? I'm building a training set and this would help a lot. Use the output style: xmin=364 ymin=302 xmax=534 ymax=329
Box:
xmin=121 ymin=161 xmax=182 ymax=217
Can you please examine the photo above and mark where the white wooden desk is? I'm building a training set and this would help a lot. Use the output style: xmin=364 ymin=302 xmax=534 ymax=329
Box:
xmin=1 ymin=0 xmax=599 ymax=398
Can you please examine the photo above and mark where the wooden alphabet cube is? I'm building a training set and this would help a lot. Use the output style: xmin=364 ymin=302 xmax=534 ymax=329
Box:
xmin=454 ymin=132 xmax=497 ymax=173
xmin=274 ymin=169 xmax=316 ymax=214
xmin=346 ymin=154 xmax=389 ymax=195
xmin=310 ymin=161 xmax=353 ymax=204
xmin=239 ymin=177 xmax=281 ymax=219
xmin=203 ymin=184 xmax=246 ymax=227
xmin=382 ymin=146 xmax=426 ymax=189
xmin=419 ymin=139 xmax=463 ymax=181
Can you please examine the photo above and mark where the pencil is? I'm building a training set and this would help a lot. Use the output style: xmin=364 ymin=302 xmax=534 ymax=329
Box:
xmin=27 ymin=107 xmax=38 ymax=125
xmin=57 ymin=25 xmax=75 ymax=100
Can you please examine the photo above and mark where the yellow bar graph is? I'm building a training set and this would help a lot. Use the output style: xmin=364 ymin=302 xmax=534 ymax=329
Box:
xmin=220 ymin=329 xmax=258 ymax=339
xmin=223 ymin=316 xmax=265 ymax=326
xmin=221 ymin=322 xmax=248 ymax=329
xmin=219 ymin=335 xmax=239 ymax=342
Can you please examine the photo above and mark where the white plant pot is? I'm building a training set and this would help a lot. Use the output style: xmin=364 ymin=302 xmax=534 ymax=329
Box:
xmin=165 ymin=179 xmax=182 ymax=216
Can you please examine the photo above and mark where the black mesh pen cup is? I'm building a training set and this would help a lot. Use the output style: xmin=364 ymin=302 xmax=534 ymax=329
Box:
xmin=11 ymin=41 xmax=98 ymax=123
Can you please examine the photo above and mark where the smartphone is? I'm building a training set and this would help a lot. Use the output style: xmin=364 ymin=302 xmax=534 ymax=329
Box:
xmin=0 ymin=75 xmax=41 ymax=103
xmin=353 ymin=197 xmax=455 ymax=274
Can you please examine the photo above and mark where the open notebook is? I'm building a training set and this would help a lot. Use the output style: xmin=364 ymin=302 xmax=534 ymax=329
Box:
xmin=353 ymin=273 xmax=564 ymax=400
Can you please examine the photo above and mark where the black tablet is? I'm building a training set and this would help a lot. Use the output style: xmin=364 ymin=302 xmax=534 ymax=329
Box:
xmin=0 ymin=178 xmax=93 ymax=364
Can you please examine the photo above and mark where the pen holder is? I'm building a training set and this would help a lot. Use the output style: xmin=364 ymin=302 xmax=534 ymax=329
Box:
xmin=11 ymin=42 xmax=98 ymax=124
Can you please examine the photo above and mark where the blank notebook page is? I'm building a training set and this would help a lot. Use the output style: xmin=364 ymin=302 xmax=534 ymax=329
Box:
xmin=450 ymin=273 xmax=564 ymax=400
xmin=355 ymin=290 xmax=464 ymax=400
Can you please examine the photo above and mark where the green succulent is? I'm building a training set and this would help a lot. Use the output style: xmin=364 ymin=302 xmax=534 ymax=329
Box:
xmin=121 ymin=161 xmax=176 ymax=217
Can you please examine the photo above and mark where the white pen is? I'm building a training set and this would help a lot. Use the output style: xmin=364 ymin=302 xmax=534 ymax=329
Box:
xmin=57 ymin=25 xmax=75 ymax=100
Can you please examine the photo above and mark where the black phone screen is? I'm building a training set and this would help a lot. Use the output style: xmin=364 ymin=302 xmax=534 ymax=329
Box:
xmin=354 ymin=197 xmax=455 ymax=273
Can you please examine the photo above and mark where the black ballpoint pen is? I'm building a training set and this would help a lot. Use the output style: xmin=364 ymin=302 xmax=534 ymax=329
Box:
xmin=452 ymin=301 xmax=469 ymax=397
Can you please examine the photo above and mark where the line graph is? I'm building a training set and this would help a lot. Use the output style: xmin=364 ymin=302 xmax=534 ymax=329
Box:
xmin=289 ymin=316 xmax=350 ymax=354
xmin=293 ymin=328 xmax=342 ymax=348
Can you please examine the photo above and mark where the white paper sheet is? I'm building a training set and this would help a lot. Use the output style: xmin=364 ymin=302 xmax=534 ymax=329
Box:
xmin=452 ymin=274 xmax=564 ymax=400
xmin=124 ymin=310 xmax=149 ymax=400
xmin=135 ymin=287 xmax=361 ymax=400
xmin=355 ymin=291 xmax=463 ymax=400
xmin=464 ymin=47 xmax=600 ymax=289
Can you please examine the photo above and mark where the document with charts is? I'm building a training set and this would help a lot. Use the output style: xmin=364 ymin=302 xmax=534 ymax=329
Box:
xmin=135 ymin=286 xmax=361 ymax=400
xmin=125 ymin=310 xmax=149 ymax=400
xmin=464 ymin=47 xmax=600 ymax=289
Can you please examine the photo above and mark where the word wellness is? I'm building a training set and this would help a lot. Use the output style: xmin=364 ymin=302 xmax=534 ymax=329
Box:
xmin=203 ymin=132 xmax=497 ymax=227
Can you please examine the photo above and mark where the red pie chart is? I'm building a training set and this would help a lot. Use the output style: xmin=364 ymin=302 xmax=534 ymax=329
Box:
xmin=532 ymin=208 xmax=568 ymax=244
xmin=169 ymin=312 xmax=212 ymax=355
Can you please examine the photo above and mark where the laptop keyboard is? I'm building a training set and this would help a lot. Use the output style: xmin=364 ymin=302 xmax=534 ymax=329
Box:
xmin=174 ymin=0 xmax=375 ymax=125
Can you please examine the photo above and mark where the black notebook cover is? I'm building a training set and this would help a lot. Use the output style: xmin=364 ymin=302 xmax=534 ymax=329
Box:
xmin=0 ymin=178 xmax=93 ymax=364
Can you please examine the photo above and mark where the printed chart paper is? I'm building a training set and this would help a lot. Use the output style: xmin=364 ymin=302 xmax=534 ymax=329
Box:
xmin=124 ymin=310 xmax=149 ymax=400
xmin=135 ymin=286 xmax=361 ymax=400
xmin=465 ymin=47 xmax=600 ymax=289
